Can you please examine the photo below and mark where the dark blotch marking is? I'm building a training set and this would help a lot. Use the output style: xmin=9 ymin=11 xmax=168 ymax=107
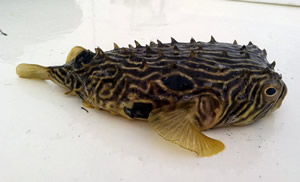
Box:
xmin=75 ymin=81 xmax=81 ymax=89
xmin=74 ymin=51 xmax=95 ymax=69
xmin=162 ymin=75 xmax=194 ymax=91
xmin=124 ymin=102 xmax=153 ymax=119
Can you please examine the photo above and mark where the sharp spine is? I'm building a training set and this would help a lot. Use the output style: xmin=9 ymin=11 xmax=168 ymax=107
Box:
xmin=157 ymin=39 xmax=163 ymax=47
xmin=150 ymin=41 xmax=156 ymax=46
xmin=171 ymin=37 xmax=178 ymax=45
xmin=233 ymin=40 xmax=238 ymax=45
xmin=145 ymin=45 xmax=154 ymax=54
xmin=128 ymin=44 xmax=134 ymax=49
xmin=146 ymin=45 xmax=151 ymax=51
xmin=95 ymin=47 xmax=104 ymax=56
xmin=113 ymin=43 xmax=119 ymax=49
xmin=270 ymin=61 xmax=276 ymax=69
xmin=134 ymin=40 xmax=142 ymax=48
xmin=190 ymin=37 xmax=196 ymax=44
xmin=209 ymin=36 xmax=216 ymax=43
xmin=248 ymin=41 xmax=253 ymax=45
xmin=240 ymin=45 xmax=247 ymax=51
xmin=262 ymin=49 xmax=267 ymax=56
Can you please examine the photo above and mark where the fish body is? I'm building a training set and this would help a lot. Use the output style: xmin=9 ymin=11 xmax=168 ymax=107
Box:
xmin=16 ymin=37 xmax=287 ymax=156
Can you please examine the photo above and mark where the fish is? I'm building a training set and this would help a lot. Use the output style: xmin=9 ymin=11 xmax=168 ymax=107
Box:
xmin=16 ymin=36 xmax=287 ymax=156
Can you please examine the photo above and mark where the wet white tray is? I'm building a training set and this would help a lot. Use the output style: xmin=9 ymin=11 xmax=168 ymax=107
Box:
xmin=0 ymin=0 xmax=299 ymax=181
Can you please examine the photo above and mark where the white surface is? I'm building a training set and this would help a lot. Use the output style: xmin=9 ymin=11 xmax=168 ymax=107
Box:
xmin=1 ymin=0 xmax=300 ymax=181
xmin=238 ymin=0 xmax=300 ymax=6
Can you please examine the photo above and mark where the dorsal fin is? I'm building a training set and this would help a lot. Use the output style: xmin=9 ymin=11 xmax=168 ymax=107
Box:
xmin=66 ymin=46 xmax=86 ymax=63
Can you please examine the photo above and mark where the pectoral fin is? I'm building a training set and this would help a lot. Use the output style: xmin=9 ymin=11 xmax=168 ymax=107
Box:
xmin=148 ymin=101 xmax=224 ymax=157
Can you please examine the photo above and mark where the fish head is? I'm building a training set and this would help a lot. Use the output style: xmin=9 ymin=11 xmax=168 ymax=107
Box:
xmin=225 ymin=68 xmax=287 ymax=127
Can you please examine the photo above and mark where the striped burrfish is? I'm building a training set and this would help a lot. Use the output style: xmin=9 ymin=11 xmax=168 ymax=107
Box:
xmin=16 ymin=36 xmax=287 ymax=156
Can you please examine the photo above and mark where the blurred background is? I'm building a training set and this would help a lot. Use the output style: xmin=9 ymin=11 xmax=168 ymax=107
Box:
xmin=0 ymin=0 xmax=299 ymax=181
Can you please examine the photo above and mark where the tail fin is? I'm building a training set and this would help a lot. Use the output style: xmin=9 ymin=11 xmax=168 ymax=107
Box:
xmin=16 ymin=63 xmax=49 ymax=80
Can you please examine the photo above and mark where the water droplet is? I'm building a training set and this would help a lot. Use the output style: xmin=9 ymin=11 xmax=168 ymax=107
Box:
xmin=228 ymin=115 xmax=237 ymax=124
xmin=203 ymin=82 xmax=213 ymax=87
xmin=217 ymin=64 xmax=226 ymax=69
xmin=183 ymin=95 xmax=192 ymax=100
xmin=238 ymin=94 xmax=247 ymax=101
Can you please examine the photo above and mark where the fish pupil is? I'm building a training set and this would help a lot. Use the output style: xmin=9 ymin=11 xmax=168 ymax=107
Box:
xmin=266 ymin=87 xmax=276 ymax=96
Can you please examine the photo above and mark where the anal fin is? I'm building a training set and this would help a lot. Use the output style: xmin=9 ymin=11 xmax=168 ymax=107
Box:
xmin=82 ymin=100 xmax=94 ymax=108
xmin=64 ymin=90 xmax=76 ymax=96
xmin=148 ymin=101 xmax=224 ymax=157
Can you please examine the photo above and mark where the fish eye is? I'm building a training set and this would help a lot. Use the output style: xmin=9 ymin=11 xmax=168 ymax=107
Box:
xmin=265 ymin=87 xmax=277 ymax=96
